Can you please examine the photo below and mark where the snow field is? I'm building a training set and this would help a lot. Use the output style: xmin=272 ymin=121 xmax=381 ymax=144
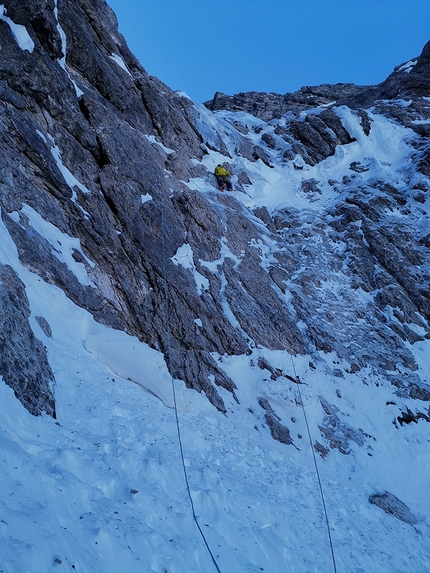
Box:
xmin=1 ymin=240 xmax=429 ymax=572
xmin=185 ymin=106 xmax=418 ymax=232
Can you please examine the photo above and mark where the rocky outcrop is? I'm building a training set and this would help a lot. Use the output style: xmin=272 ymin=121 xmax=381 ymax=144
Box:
xmin=369 ymin=492 xmax=418 ymax=526
xmin=317 ymin=398 xmax=365 ymax=455
xmin=207 ymin=91 xmax=359 ymax=167
xmin=205 ymin=41 xmax=430 ymax=122
xmin=0 ymin=263 xmax=55 ymax=416
xmin=344 ymin=40 xmax=430 ymax=108
xmin=258 ymin=398 xmax=295 ymax=447
xmin=0 ymin=0 xmax=219 ymax=411
xmin=282 ymin=108 xmax=356 ymax=166
xmin=205 ymin=84 xmax=366 ymax=122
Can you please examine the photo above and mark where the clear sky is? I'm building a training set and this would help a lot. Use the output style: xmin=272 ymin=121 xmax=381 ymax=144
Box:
xmin=107 ymin=0 xmax=430 ymax=103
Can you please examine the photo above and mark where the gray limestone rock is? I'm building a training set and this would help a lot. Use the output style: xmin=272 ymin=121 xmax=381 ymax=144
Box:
xmin=258 ymin=398 xmax=295 ymax=447
xmin=287 ymin=109 xmax=356 ymax=166
xmin=369 ymin=492 xmax=418 ymax=525
xmin=396 ymin=406 xmax=430 ymax=425
xmin=205 ymin=91 xmax=290 ymax=122
xmin=35 ymin=316 xmax=52 ymax=338
xmin=408 ymin=383 xmax=430 ymax=402
xmin=0 ymin=263 xmax=55 ymax=416
xmin=0 ymin=0 xmax=232 ymax=412
xmin=205 ymin=84 xmax=367 ymax=122
xmin=261 ymin=133 xmax=276 ymax=149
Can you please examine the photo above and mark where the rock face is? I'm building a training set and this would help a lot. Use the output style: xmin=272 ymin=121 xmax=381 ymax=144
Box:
xmin=344 ymin=40 xmax=430 ymax=107
xmin=205 ymin=84 xmax=366 ymax=122
xmin=0 ymin=0 xmax=429 ymax=435
xmin=0 ymin=0 xmax=306 ymax=414
xmin=0 ymin=264 xmax=55 ymax=416
xmin=369 ymin=492 xmax=418 ymax=525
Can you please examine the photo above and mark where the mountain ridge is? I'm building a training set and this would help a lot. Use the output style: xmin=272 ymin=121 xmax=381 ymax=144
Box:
xmin=205 ymin=39 xmax=430 ymax=120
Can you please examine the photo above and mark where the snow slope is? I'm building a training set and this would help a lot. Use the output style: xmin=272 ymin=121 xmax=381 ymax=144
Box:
xmin=188 ymin=104 xmax=417 ymax=214
xmin=1 ymin=101 xmax=430 ymax=573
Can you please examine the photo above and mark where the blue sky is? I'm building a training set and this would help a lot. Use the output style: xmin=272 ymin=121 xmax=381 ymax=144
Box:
xmin=107 ymin=0 xmax=430 ymax=102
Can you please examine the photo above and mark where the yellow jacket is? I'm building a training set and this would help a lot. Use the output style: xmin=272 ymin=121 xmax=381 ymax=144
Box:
xmin=215 ymin=165 xmax=231 ymax=177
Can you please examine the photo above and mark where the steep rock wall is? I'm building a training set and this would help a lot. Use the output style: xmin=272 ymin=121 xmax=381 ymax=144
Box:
xmin=0 ymin=0 xmax=429 ymax=424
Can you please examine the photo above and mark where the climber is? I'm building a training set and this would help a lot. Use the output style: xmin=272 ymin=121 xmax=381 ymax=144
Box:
xmin=214 ymin=164 xmax=233 ymax=192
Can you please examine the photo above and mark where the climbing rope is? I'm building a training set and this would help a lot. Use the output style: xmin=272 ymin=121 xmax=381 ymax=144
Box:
xmin=290 ymin=354 xmax=338 ymax=573
xmin=160 ymin=196 xmax=334 ymax=573
xmin=160 ymin=203 xmax=222 ymax=573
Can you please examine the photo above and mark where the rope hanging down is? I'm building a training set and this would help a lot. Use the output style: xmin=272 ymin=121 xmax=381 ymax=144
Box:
xmin=290 ymin=355 xmax=338 ymax=573
xmin=161 ymin=200 xmax=333 ymax=573
xmin=161 ymin=205 xmax=222 ymax=573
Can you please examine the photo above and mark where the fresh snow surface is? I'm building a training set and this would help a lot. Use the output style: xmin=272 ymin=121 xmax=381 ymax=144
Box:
xmin=52 ymin=0 xmax=84 ymax=97
xmin=171 ymin=243 xmax=209 ymax=294
xmin=9 ymin=203 xmax=95 ymax=288
xmin=141 ymin=193 xmax=153 ymax=205
xmin=0 ymin=4 xmax=34 ymax=52
xmin=1 ymin=103 xmax=430 ymax=573
xmin=109 ymin=53 xmax=132 ymax=77
xmin=53 ymin=0 xmax=67 ymax=70
xmin=42 ymin=133 xmax=91 ymax=205
xmin=144 ymin=134 xmax=176 ymax=154
xmin=191 ymin=106 xmax=417 ymax=216
xmin=398 ymin=59 xmax=418 ymax=73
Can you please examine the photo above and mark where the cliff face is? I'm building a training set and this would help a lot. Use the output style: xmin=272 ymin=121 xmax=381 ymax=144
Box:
xmin=0 ymin=0 xmax=251 ymax=413
xmin=1 ymin=0 xmax=430 ymax=421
